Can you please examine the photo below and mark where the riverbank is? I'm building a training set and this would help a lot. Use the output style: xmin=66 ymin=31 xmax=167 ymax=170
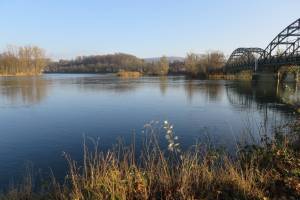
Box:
xmin=1 ymin=120 xmax=299 ymax=200
xmin=44 ymin=71 xmax=253 ymax=81
xmin=208 ymin=70 xmax=253 ymax=80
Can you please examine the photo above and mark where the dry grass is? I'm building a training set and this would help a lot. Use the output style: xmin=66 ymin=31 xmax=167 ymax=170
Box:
xmin=116 ymin=70 xmax=142 ymax=78
xmin=0 ymin=72 xmax=42 ymax=76
xmin=53 ymin=144 xmax=265 ymax=199
xmin=208 ymin=70 xmax=253 ymax=80
xmin=1 ymin=120 xmax=300 ymax=200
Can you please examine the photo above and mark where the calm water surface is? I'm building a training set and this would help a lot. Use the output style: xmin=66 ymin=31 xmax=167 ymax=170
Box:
xmin=0 ymin=74 xmax=298 ymax=186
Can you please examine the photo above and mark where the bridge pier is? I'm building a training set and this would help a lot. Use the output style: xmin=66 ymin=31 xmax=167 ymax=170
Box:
xmin=252 ymin=66 xmax=300 ymax=83
xmin=252 ymin=73 xmax=277 ymax=82
xmin=276 ymin=66 xmax=300 ymax=83
xmin=277 ymin=71 xmax=282 ymax=86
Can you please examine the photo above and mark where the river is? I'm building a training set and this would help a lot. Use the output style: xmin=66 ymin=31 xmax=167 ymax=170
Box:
xmin=0 ymin=74 xmax=298 ymax=186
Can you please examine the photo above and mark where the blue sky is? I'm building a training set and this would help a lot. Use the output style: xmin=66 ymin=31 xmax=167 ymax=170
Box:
xmin=1 ymin=0 xmax=300 ymax=59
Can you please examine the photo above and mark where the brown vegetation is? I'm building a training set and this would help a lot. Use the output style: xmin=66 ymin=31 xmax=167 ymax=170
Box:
xmin=0 ymin=45 xmax=47 ymax=76
xmin=0 ymin=45 xmax=228 ymax=78
xmin=1 ymin=120 xmax=300 ymax=200
xmin=144 ymin=56 xmax=169 ymax=76
xmin=117 ymin=70 xmax=142 ymax=78
xmin=185 ymin=51 xmax=225 ymax=78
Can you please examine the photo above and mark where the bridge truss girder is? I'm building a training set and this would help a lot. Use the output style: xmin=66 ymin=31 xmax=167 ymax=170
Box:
xmin=226 ymin=18 xmax=300 ymax=73
xmin=225 ymin=48 xmax=265 ymax=72
xmin=262 ymin=18 xmax=300 ymax=61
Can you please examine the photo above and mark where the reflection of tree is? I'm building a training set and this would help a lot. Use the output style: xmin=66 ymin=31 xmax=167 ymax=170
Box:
xmin=75 ymin=76 xmax=138 ymax=93
xmin=205 ymin=82 xmax=222 ymax=102
xmin=159 ymin=76 xmax=168 ymax=95
xmin=226 ymin=81 xmax=254 ymax=108
xmin=185 ymin=80 xmax=195 ymax=102
xmin=0 ymin=76 xmax=49 ymax=106
xmin=184 ymin=80 xmax=223 ymax=102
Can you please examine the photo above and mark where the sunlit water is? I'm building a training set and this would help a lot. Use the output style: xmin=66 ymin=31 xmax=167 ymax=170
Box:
xmin=0 ymin=74 xmax=298 ymax=187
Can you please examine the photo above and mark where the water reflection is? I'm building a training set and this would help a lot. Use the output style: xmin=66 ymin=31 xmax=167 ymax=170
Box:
xmin=0 ymin=74 xmax=299 ymax=187
xmin=73 ymin=75 xmax=139 ymax=93
xmin=184 ymin=80 xmax=224 ymax=103
xmin=159 ymin=76 xmax=168 ymax=95
xmin=0 ymin=74 xmax=299 ymax=113
xmin=0 ymin=76 xmax=50 ymax=106
xmin=205 ymin=82 xmax=223 ymax=102
xmin=277 ymin=83 xmax=300 ymax=109
xmin=225 ymin=80 xmax=300 ymax=113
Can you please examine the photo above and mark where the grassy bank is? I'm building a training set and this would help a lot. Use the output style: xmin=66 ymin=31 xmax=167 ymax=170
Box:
xmin=1 ymin=120 xmax=300 ymax=200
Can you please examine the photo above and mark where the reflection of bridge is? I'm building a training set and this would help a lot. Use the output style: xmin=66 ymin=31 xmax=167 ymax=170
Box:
xmin=225 ymin=81 xmax=300 ymax=113
xmin=225 ymin=18 xmax=300 ymax=81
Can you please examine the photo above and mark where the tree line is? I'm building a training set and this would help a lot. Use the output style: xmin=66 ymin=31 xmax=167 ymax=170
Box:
xmin=46 ymin=51 xmax=225 ymax=77
xmin=0 ymin=44 xmax=226 ymax=77
xmin=0 ymin=45 xmax=47 ymax=75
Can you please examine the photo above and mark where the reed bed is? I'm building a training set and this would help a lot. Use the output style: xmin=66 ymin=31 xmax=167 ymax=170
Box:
xmin=116 ymin=71 xmax=142 ymax=78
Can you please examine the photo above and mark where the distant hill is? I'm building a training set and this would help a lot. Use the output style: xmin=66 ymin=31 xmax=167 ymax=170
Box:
xmin=143 ymin=56 xmax=184 ymax=63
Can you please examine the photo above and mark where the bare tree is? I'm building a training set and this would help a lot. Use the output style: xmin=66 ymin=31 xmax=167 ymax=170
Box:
xmin=0 ymin=45 xmax=47 ymax=75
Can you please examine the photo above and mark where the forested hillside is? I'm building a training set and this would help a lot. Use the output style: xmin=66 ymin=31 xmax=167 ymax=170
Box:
xmin=45 ymin=53 xmax=171 ymax=75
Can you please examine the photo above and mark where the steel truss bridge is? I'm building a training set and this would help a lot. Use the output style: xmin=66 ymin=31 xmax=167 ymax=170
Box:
xmin=225 ymin=18 xmax=300 ymax=74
